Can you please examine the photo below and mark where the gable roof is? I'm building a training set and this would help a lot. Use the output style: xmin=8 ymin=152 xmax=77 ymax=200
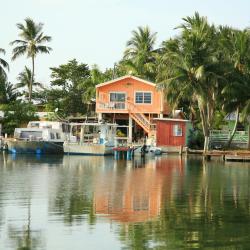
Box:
xmin=96 ymin=75 xmax=156 ymax=88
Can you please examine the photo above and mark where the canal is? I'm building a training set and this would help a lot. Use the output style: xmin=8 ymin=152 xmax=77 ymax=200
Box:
xmin=0 ymin=154 xmax=250 ymax=249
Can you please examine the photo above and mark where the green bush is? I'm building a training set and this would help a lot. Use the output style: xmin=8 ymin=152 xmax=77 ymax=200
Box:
xmin=188 ymin=129 xmax=204 ymax=149
xmin=1 ymin=101 xmax=38 ymax=135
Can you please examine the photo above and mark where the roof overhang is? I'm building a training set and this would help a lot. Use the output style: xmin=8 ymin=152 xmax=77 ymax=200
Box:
xmin=96 ymin=75 xmax=156 ymax=88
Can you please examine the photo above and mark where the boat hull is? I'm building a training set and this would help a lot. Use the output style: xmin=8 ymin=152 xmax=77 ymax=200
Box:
xmin=6 ymin=140 xmax=64 ymax=154
xmin=64 ymin=143 xmax=113 ymax=156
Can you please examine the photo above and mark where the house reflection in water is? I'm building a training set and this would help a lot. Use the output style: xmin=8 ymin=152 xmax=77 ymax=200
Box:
xmin=93 ymin=156 xmax=184 ymax=223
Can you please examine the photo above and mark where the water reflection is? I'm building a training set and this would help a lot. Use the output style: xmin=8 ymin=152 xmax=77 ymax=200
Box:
xmin=0 ymin=153 xmax=250 ymax=249
xmin=93 ymin=157 xmax=184 ymax=223
xmin=7 ymin=199 xmax=44 ymax=250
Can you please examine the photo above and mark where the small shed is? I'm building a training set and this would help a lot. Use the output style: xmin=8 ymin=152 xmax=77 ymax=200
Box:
xmin=155 ymin=118 xmax=192 ymax=148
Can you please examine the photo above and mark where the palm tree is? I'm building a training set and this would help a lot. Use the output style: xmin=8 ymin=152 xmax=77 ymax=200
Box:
xmin=123 ymin=26 xmax=157 ymax=80
xmin=157 ymin=13 xmax=225 ymax=153
xmin=10 ymin=18 xmax=52 ymax=102
xmin=16 ymin=66 xmax=42 ymax=100
xmin=0 ymin=48 xmax=9 ymax=78
xmin=0 ymin=74 xmax=18 ymax=104
xmin=219 ymin=28 xmax=250 ymax=147
xmin=78 ymin=65 xmax=104 ymax=114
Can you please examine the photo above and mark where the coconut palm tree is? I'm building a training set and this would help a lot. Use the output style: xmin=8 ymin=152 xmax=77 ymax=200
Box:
xmin=0 ymin=48 xmax=9 ymax=78
xmin=157 ymin=13 xmax=225 ymax=153
xmin=219 ymin=28 xmax=250 ymax=147
xmin=0 ymin=74 xmax=18 ymax=104
xmin=10 ymin=18 xmax=52 ymax=102
xmin=123 ymin=26 xmax=157 ymax=80
xmin=16 ymin=66 xmax=43 ymax=100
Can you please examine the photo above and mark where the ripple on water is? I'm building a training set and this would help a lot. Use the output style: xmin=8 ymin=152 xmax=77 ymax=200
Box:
xmin=0 ymin=155 xmax=250 ymax=249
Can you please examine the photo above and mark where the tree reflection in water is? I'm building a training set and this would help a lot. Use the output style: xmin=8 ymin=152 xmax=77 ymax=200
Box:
xmin=48 ymin=156 xmax=106 ymax=225
xmin=8 ymin=198 xmax=44 ymax=250
xmin=1 ymin=153 xmax=250 ymax=249
xmin=118 ymin=157 xmax=250 ymax=249
xmin=0 ymin=153 xmax=45 ymax=250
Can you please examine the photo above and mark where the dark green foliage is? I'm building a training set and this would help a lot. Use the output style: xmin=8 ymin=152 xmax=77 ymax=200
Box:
xmin=46 ymin=59 xmax=92 ymax=116
xmin=0 ymin=48 xmax=9 ymax=79
xmin=16 ymin=66 xmax=44 ymax=101
xmin=122 ymin=26 xmax=157 ymax=80
xmin=1 ymin=101 xmax=38 ymax=135
xmin=187 ymin=129 xmax=204 ymax=149
xmin=0 ymin=75 xmax=19 ymax=104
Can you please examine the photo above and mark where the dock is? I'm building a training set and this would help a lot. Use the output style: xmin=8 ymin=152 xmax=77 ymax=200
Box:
xmin=113 ymin=146 xmax=134 ymax=160
xmin=190 ymin=149 xmax=250 ymax=162
xmin=224 ymin=154 xmax=250 ymax=162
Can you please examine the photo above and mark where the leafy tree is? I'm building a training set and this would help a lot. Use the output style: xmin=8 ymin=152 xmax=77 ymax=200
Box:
xmin=47 ymin=59 xmax=92 ymax=116
xmin=123 ymin=26 xmax=157 ymax=80
xmin=1 ymin=101 xmax=38 ymax=135
xmin=0 ymin=48 xmax=9 ymax=78
xmin=10 ymin=17 xmax=52 ymax=102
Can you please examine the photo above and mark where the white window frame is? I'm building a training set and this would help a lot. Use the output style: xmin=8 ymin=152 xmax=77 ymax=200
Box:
xmin=109 ymin=92 xmax=126 ymax=102
xmin=173 ymin=124 xmax=182 ymax=136
xmin=134 ymin=91 xmax=152 ymax=104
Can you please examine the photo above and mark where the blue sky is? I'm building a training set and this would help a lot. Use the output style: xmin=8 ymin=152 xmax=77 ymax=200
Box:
xmin=1 ymin=0 xmax=250 ymax=84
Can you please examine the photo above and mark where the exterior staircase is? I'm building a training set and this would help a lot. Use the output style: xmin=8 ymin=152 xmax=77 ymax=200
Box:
xmin=127 ymin=102 xmax=156 ymax=137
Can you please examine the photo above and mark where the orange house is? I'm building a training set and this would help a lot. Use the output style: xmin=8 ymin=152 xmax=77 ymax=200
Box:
xmin=96 ymin=75 xmax=170 ymax=142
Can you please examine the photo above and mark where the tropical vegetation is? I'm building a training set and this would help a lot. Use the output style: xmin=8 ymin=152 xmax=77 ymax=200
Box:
xmin=0 ymin=14 xmax=250 ymax=150
xmin=10 ymin=18 xmax=52 ymax=102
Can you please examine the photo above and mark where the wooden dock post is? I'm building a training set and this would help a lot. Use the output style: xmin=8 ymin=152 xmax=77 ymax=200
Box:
xmin=179 ymin=146 xmax=183 ymax=155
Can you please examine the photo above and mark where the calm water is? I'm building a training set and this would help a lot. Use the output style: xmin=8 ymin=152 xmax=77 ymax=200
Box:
xmin=0 ymin=154 xmax=250 ymax=250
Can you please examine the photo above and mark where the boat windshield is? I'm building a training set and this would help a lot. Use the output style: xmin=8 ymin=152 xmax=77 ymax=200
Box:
xmin=20 ymin=131 xmax=43 ymax=140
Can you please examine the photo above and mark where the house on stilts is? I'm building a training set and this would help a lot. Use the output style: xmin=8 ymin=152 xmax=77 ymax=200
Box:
xmin=95 ymin=75 xmax=170 ymax=143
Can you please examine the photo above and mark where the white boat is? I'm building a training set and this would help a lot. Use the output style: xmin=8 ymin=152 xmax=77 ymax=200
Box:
xmin=133 ymin=145 xmax=162 ymax=156
xmin=6 ymin=121 xmax=68 ymax=154
xmin=63 ymin=122 xmax=117 ymax=156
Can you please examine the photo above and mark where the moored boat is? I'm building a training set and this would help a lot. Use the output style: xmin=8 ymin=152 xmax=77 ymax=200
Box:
xmin=63 ymin=122 xmax=117 ymax=156
xmin=6 ymin=121 xmax=67 ymax=154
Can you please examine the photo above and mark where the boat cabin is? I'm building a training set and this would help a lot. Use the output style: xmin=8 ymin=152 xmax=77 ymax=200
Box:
xmin=14 ymin=127 xmax=64 ymax=142
xmin=67 ymin=122 xmax=117 ymax=146
xmin=28 ymin=121 xmax=70 ymax=133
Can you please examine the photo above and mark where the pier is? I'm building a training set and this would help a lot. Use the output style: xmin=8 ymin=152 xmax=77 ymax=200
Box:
xmin=113 ymin=147 xmax=134 ymax=160
xmin=198 ymin=150 xmax=250 ymax=162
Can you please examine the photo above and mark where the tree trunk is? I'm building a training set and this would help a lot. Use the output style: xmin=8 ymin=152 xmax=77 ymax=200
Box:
xmin=248 ymin=123 xmax=250 ymax=150
xmin=227 ymin=107 xmax=239 ymax=149
xmin=29 ymin=56 xmax=35 ymax=102
xmin=197 ymin=98 xmax=210 ymax=154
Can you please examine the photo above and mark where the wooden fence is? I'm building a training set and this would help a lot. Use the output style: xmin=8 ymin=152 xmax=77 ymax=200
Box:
xmin=210 ymin=130 xmax=248 ymax=148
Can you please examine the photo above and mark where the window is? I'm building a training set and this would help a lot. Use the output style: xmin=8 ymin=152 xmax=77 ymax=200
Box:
xmin=135 ymin=92 xmax=152 ymax=104
xmin=29 ymin=123 xmax=40 ymax=128
xmin=110 ymin=93 xmax=125 ymax=102
xmin=50 ymin=133 xmax=55 ymax=139
xmin=20 ymin=131 xmax=42 ymax=139
xmin=56 ymin=133 xmax=61 ymax=139
xmin=173 ymin=124 xmax=182 ymax=136
xmin=109 ymin=92 xmax=126 ymax=109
